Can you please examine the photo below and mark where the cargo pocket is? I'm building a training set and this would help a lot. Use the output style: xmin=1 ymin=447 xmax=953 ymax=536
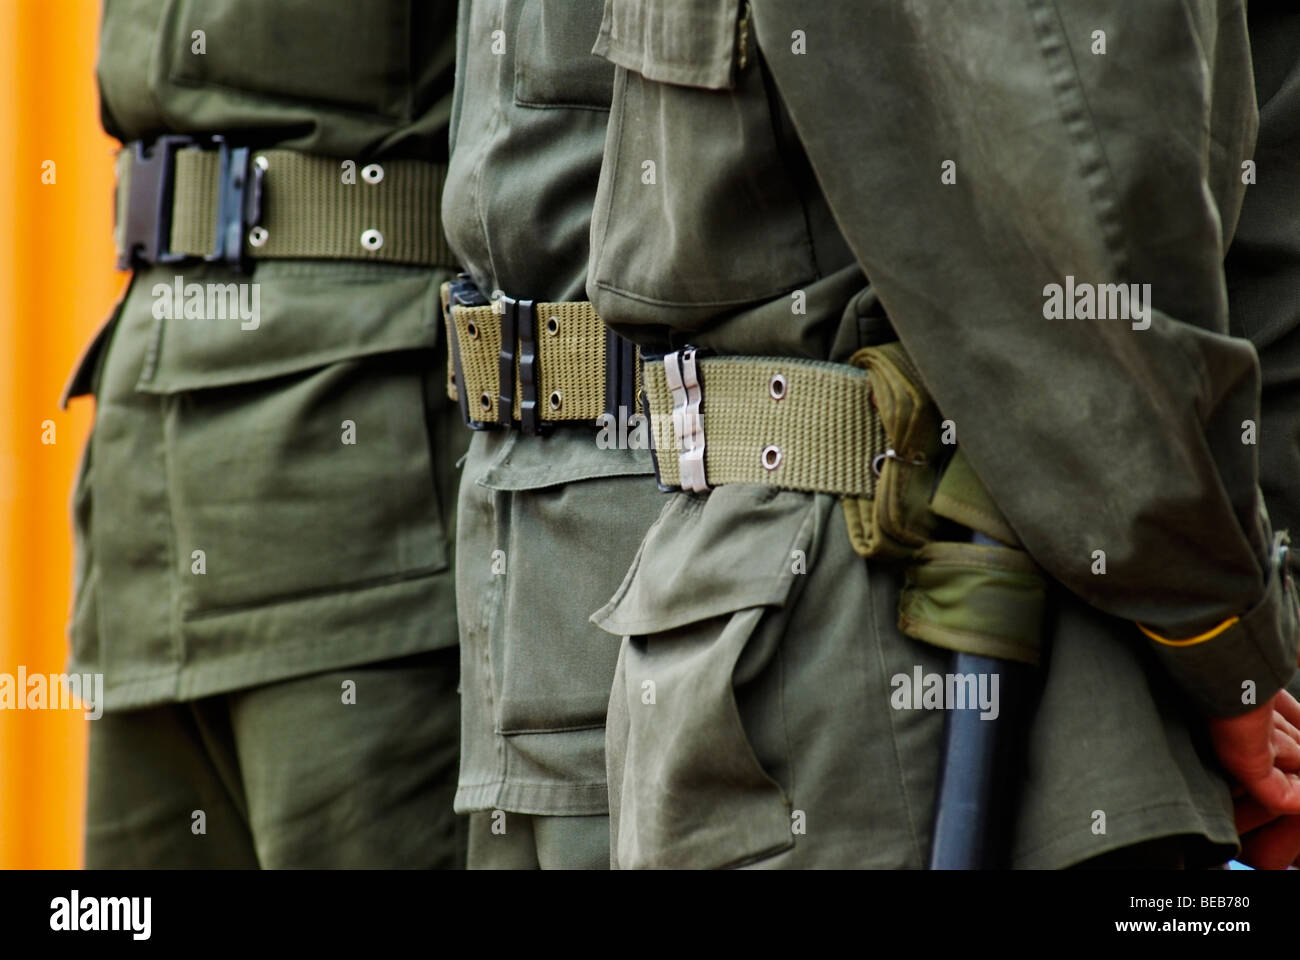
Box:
xmin=593 ymin=484 xmax=818 ymax=868
xmin=472 ymin=430 xmax=658 ymax=735
xmin=130 ymin=261 xmax=452 ymax=619
xmin=63 ymin=295 xmax=127 ymax=668
xmin=589 ymin=0 xmax=818 ymax=319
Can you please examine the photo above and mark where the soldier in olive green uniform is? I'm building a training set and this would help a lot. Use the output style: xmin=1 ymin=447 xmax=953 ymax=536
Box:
xmin=589 ymin=0 xmax=1300 ymax=868
xmin=439 ymin=0 xmax=666 ymax=868
xmin=66 ymin=0 xmax=468 ymax=867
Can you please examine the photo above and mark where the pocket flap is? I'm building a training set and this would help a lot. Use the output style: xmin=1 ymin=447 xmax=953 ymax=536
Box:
xmin=60 ymin=294 xmax=126 ymax=408
xmin=592 ymin=484 xmax=817 ymax=636
xmin=476 ymin=428 xmax=655 ymax=492
xmin=133 ymin=262 xmax=443 ymax=394
xmin=592 ymin=0 xmax=746 ymax=91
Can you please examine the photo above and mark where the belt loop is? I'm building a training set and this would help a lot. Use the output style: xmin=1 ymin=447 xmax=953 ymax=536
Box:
xmin=517 ymin=298 xmax=541 ymax=434
xmin=664 ymin=348 xmax=709 ymax=493
xmin=497 ymin=295 xmax=517 ymax=426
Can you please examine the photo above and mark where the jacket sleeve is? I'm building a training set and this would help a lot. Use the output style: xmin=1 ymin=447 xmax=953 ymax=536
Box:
xmin=749 ymin=0 xmax=1298 ymax=715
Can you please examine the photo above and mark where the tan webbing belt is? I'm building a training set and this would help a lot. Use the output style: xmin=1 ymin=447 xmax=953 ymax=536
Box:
xmin=644 ymin=351 xmax=888 ymax=496
xmin=114 ymin=145 xmax=453 ymax=268
xmin=442 ymin=290 xmax=643 ymax=426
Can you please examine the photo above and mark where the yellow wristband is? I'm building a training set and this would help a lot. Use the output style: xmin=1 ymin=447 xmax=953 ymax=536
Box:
xmin=1136 ymin=616 xmax=1241 ymax=648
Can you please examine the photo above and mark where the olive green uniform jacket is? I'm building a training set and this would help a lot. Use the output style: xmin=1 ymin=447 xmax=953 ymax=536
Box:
xmin=441 ymin=0 xmax=664 ymax=829
xmin=589 ymin=0 xmax=1299 ymax=868
xmin=69 ymin=0 xmax=465 ymax=709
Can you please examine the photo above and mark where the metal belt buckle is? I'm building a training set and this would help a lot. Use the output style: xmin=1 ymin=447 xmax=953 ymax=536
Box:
xmin=604 ymin=329 xmax=639 ymax=425
xmin=203 ymin=136 xmax=262 ymax=273
xmin=447 ymin=275 xmax=492 ymax=431
xmin=118 ymin=135 xmax=263 ymax=272
xmin=496 ymin=295 xmax=549 ymax=436
xmin=515 ymin=298 xmax=543 ymax=434
xmin=664 ymin=348 xmax=709 ymax=493
xmin=497 ymin=295 xmax=518 ymax=427
xmin=117 ymin=134 xmax=194 ymax=270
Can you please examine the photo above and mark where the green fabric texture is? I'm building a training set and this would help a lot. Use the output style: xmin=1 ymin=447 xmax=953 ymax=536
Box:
xmin=153 ymin=149 xmax=455 ymax=267
xmin=70 ymin=0 xmax=467 ymax=713
xmin=466 ymin=811 xmax=610 ymax=870
xmin=898 ymin=541 xmax=1046 ymax=666
xmin=98 ymin=0 xmax=456 ymax=161
xmin=589 ymin=0 xmax=1297 ymax=715
xmin=85 ymin=650 xmax=466 ymax=868
xmin=453 ymin=429 xmax=658 ymax=820
xmin=445 ymin=297 xmax=637 ymax=424
xmin=67 ymin=261 xmax=466 ymax=710
xmin=842 ymin=342 xmax=942 ymax=558
xmin=931 ymin=448 xmax=1021 ymax=549
xmin=744 ymin=0 xmax=1296 ymax=716
xmin=442 ymin=0 xmax=661 ymax=841
xmin=642 ymin=354 xmax=884 ymax=494
xmin=587 ymin=0 xmax=1300 ymax=866
xmin=596 ymin=485 xmax=1237 ymax=868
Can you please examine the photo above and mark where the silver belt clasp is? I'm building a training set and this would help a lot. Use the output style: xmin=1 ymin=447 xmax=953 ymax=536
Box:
xmin=663 ymin=348 xmax=709 ymax=493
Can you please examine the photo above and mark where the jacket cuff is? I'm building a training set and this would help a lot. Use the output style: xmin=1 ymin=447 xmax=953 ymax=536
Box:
xmin=1142 ymin=533 xmax=1299 ymax=717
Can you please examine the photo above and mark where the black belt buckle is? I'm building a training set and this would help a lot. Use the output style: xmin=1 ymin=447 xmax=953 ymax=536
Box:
xmin=499 ymin=295 xmax=551 ymax=436
xmin=497 ymin=295 xmax=518 ymax=427
xmin=117 ymin=134 xmax=193 ymax=270
xmin=516 ymin=298 xmax=545 ymax=435
xmin=204 ymin=136 xmax=262 ymax=273
xmin=603 ymin=329 xmax=638 ymax=425
xmin=448 ymin=281 xmax=550 ymax=435
xmin=118 ymin=135 xmax=263 ymax=272
xmin=448 ymin=275 xmax=492 ymax=431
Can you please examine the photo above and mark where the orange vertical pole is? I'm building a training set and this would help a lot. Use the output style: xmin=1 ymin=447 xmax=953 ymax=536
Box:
xmin=0 ymin=0 xmax=125 ymax=868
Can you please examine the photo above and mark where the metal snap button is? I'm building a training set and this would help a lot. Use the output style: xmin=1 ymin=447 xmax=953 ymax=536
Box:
xmin=361 ymin=163 xmax=384 ymax=184
xmin=360 ymin=228 xmax=383 ymax=251
xmin=248 ymin=226 xmax=269 ymax=247
xmin=769 ymin=373 xmax=787 ymax=400
xmin=761 ymin=445 xmax=782 ymax=470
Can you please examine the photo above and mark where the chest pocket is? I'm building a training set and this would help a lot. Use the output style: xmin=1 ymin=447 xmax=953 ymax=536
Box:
xmin=514 ymin=0 xmax=616 ymax=110
xmin=588 ymin=0 xmax=818 ymax=318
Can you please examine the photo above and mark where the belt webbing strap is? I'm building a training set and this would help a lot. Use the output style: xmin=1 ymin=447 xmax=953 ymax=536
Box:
xmin=644 ymin=354 xmax=888 ymax=496
xmin=444 ymin=296 xmax=643 ymax=426
xmin=115 ymin=146 xmax=453 ymax=267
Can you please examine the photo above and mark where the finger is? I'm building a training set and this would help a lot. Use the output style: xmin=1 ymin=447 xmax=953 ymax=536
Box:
xmin=1239 ymin=816 xmax=1300 ymax=870
xmin=1245 ymin=768 xmax=1300 ymax=816
xmin=1274 ymin=690 xmax=1300 ymax=729
xmin=1275 ymin=710 xmax=1300 ymax=750
xmin=1271 ymin=727 xmax=1300 ymax=772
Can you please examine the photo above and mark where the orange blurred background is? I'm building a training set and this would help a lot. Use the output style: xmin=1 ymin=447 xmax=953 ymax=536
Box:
xmin=0 ymin=0 xmax=125 ymax=868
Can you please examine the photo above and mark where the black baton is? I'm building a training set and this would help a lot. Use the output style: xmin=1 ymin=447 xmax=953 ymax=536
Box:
xmin=928 ymin=532 xmax=1039 ymax=869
